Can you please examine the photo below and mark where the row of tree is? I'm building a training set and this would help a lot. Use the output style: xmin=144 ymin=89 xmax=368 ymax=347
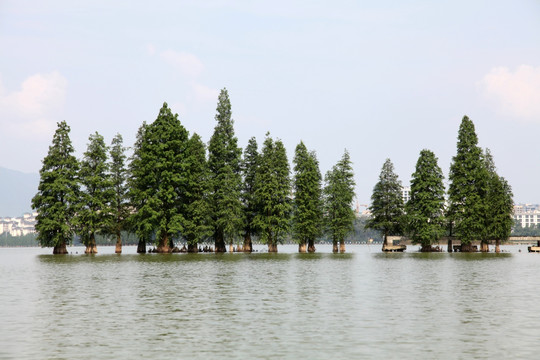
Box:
xmin=32 ymin=89 xmax=356 ymax=254
xmin=365 ymin=116 xmax=514 ymax=252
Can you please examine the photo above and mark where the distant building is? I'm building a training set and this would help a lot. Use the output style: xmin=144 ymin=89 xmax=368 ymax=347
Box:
xmin=0 ymin=212 xmax=37 ymax=236
xmin=402 ymin=186 xmax=411 ymax=204
xmin=514 ymin=204 xmax=540 ymax=227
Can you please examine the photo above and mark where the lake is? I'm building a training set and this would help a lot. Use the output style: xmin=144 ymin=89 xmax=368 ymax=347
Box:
xmin=1 ymin=244 xmax=539 ymax=359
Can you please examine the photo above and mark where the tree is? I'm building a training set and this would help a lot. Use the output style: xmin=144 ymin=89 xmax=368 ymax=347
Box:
xmin=32 ymin=121 xmax=80 ymax=254
xmin=127 ymin=122 xmax=151 ymax=253
xmin=323 ymin=150 xmax=356 ymax=253
xmin=108 ymin=133 xmax=129 ymax=254
xmin=447 ymin=116 xmax=487 ymax=252
xmin=207 ymin=88 xmax=243 ymax=252
xmin=128 ymin=103 xmax=189 ymax=253
xmin=292 ymin=141 xmax=323 ymax=253
xmin=183 ymin=133 xmax=212 ymax=252
xmin=365 ymin=158 xmax=404 ymax=251
xmin=240 ymin=137 xmax=259 ymax=253
xmin=405 ymin=149 xmax=446 ymax=252
xmin=75 ymin=132 xmax=113 ymax=254
xmin=253 ymin=134 xmax=292 ymax=252
xmin=484 ymin=149 xmax=514 ymax=253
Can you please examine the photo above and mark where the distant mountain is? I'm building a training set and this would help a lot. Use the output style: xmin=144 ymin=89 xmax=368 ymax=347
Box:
xmin=0 ymin=167 xmax=39 ymax=217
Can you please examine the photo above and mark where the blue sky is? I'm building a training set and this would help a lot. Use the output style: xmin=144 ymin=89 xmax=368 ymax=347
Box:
xmin=1 ymin=0 xmax=540 ymax=206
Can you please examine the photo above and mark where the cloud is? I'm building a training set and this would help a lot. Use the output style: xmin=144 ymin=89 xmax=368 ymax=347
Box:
xmin=159 ymin=50 xmax=204 ymax=78
xmin=0 ymin=71 xmax=67 ymax=139
xmin=192 ymin=83 xmax=219 ymax=104
xmin=479 ymin=65 xmax=540 ymax=121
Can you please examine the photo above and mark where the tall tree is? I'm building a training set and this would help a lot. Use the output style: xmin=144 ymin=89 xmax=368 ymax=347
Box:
xmin=127 ymin=122 xmax=150 ymax=253
xmin=405 ymin=149 xmax=446 ymax=252
xmin=253 ymin=134 xmax=292 ymax=252
xmin=484 ymin=149 xmax=514 ymax=253
xmin=207 ymin=88 xmax=243 ymax=252
xmin=183 ymin=133 xmax=212 ymax=252
xmin=129 ymin=103 xmax=189 ymax=253
xmin=292 ymin=141 xmax=323 ymax=253
xmin=32 ymin=121 xmax=80 ymax=254
xmin=323 ymin=150 xmax=356 ymax=253
xmin=75 ymin=132 xmax=112 ymax=254
xmin=365 ymin=158 xmax=404 ymax=251
xmin=447 ymin=116 xmax=487 ymax=252
xmin=241 ymin=137 xmax=259 ymax=253
xmin=108 ymin=133 xmax=129 ymax=254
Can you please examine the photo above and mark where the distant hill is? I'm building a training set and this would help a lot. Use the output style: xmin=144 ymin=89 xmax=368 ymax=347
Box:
xmin=0 ymin=167 xmax=39 ymax=217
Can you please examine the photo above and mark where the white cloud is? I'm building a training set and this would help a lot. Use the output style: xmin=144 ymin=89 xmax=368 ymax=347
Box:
xmin=192 ymin=83 xmax=219 ymax=104
xmin=479 ymin=65 xmax=540 ymax=121
xmin=0 ymin=71 xmax=67 ymax=139
xmin=160 ymin=50 xmax=204 ymax=78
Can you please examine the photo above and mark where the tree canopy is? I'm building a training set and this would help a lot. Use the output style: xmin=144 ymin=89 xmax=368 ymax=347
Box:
xmin=365 ymin=158 xmax=404 ymax=249
xmin=207 ymin=88 xmax=243 ymax=252
xmin=292 ymin=141 xmax=323 ymax=253
xmin=32 ymin=121 xmax=80 ymax=254
xmin=323 ymin=150 xmax=356 ymax=253
xmin=405 ymin=149 xmax=446 ymax=251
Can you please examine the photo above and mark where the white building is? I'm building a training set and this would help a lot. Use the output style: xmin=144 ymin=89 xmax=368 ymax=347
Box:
xmin=514 ymin=204 xmax=540 ymax=227
xmin=402 ymin=186 xmax=411 ymax=203
xmin=0 ymin=212 xmax=37 ymax=236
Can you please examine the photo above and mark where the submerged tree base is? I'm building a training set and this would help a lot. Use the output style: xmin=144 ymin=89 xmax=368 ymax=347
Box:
xmin=85 ymin=245 xmax=98 ymax=254
xmin=420 ymin=245 xmax=442 ymax=252
xmin=53 ymin=243 xmax=68 ymax=254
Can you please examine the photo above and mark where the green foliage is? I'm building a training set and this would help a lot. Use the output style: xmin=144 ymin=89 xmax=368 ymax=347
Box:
xmin=447 ymin=116 xmax=488 ymax=244
xmin=241 ymin=137 xmax=259 ymax=241
xmin=405 ymin=149 xmax=446 ymax=247
xmin=182 ymin=133 xmax=212 ymax=246
xmin=484 ymin=149 xmax=514 ymax=242
xmin=253 ymin=134 xmax=292 ymax=248
xmin=292 ymin=141 xmax=323 ymax=246
xmin=365 ymin=158 xmax=404 ymax=239
xmin=75 ymin=132 xmax=113 ymax=247
xmin=107 ymin=133 xmax=130 ymax=241
xmin=32 ymin=121 xmax=80 ymax=249
xmin=128 ymin=103 xmax=189 ymax=249
xmin=207 ymin=88 xmax=243 ymax=248
xmin=323 ymin=150 xmax=356 ymax=245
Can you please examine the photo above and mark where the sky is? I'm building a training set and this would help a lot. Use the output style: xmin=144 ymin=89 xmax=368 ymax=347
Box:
xmin=1 ymin=0 xmax=540 ymax=206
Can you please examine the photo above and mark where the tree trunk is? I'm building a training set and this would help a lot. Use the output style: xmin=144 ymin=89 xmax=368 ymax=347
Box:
xmin=298 ymin=242 xmax=307 ymax=253
xmin=115 ymin=232 xmax=122 ymax=254
xmin=480 ymin=241 xmax=489 ymax=252
xmin=187 ymin=243 xmax=198 ymax=253
xmin=447 ymin=238 xmax=453 ymax=253
xmin=421 ymin=244 xmax=431 ymax=252
xmin=215 ymin=232 xmax=226 ymax=253
xmin=243 ymin=233 xmax=252 ymax=253
xmin=157 ymin=232 xmax=170 ymax=253
xmin=495 ymin=239 xmax=501 ymax=253
xmin=461 ymin=242 xmax=474 ymax=252
xmin=229 ymin=243 xmax=234 ymax=253
xmin=53 ymin=241 xmax=68 ymax=254
xmin=137 ymin=239 xmax=146 ymax=253
xmin=85 ymin=233 xmax=98 ymax=254
xmin=332 ymin=240 xmax=338 ymax=253
xmin=308 ymin=239 xmax=316 ymax=253
xmin=268 ymin=242 xmax=278 ymax=253
xmin=339 ymin=240 xmax=346 ymax=253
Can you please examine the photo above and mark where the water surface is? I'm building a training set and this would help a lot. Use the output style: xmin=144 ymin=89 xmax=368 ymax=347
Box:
xmin=1 ymin=244 xmax=539 ymax=359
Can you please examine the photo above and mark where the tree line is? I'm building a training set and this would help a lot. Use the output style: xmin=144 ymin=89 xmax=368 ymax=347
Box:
xmin=32 ymin=88 xmax=356 ymax=255
xmin=365 ymin=116 xmax=514 ymax=253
